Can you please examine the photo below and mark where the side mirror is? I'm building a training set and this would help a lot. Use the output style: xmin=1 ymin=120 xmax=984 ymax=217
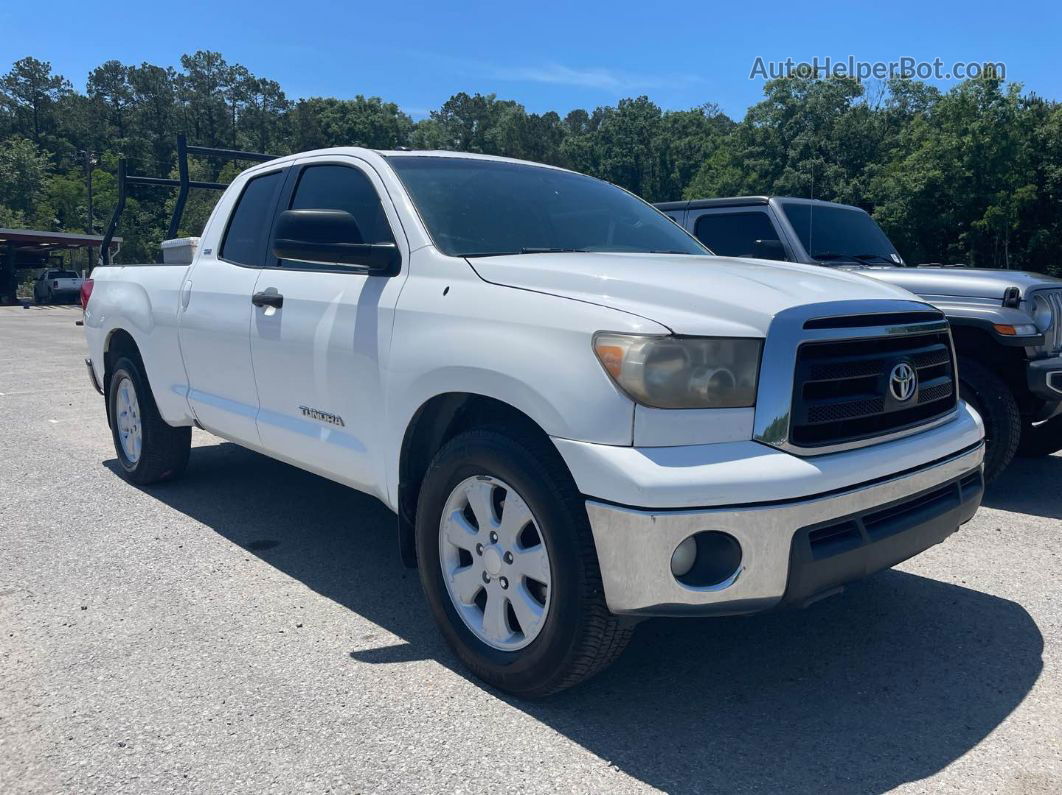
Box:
xmin=272 ymin=209 xmax=400 ymax=275
xmin=753 ymin=239 xmax=787 ymax=261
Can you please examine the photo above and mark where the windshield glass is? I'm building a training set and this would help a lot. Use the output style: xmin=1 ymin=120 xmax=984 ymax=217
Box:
xmin=387 ymin=156 xmax=707 ymax=257
xmin=780 ymin=202 xmax=901 ymax=265
xmin=49 ymin=271 xmax=79 ymax=279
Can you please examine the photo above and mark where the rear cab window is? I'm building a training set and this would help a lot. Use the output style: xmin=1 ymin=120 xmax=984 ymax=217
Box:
xmin=220 ymin=171 xmax=284 ymax=266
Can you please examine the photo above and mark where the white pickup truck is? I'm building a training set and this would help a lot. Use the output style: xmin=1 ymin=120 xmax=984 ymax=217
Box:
xmin=84 ymin=149 xmax=985 ymax=696
xmin=34 ymin=268 xmax=85 ymax=304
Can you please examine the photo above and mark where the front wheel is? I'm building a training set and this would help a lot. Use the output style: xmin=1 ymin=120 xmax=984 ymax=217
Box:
xmin=416 ymin=428 xmax=632 ymax=697
xmin=958 ymin=357 xmax=1021 ymax=483
xmin=107 ymin=356 xmax=191 ymax=484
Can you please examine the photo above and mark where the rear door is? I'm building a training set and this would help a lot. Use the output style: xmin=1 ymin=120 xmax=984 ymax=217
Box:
xmin=179 ymin=167 xmax=285 ymax=446
xmin=249 ymin=156 xmax=407 ymax=495
xmin=688 ymin=208 xmax=791 ymax=261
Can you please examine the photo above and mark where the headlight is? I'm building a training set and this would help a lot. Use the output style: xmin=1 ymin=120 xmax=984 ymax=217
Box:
xmin=593 ymin=333 xmax=762 ymax=408
xmin=1032 ymin=294 xmax=1054 ymax=332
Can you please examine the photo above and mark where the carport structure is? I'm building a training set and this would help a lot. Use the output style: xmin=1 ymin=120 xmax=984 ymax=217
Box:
xmin=0 ymin=228 xmax=121 ymax=304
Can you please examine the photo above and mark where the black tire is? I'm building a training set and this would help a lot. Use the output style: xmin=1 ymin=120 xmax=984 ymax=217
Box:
xmin=107 ymin=356 xmax=191 ymax=485
xmin=415 ymin=427 xmax=633 ymax=698
xmin=958 ymin=357 xmax=1021 ymax=483
xmin=1018 ymin=413 xmax=1062 ymax=457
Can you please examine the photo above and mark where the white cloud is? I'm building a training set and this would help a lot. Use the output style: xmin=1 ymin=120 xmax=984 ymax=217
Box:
xmin=493 ymin=63 xmax=671 ymax=92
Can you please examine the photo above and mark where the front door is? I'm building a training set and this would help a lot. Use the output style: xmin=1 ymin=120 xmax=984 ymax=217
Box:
xmin=249 ymin=157 xmax=406 ymax=495
xmin=179 ymin=168 xmax=285 ymax=445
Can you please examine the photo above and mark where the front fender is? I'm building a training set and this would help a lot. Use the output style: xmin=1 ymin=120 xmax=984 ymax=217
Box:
xmin=382 ymin=252 xmax=666 ymax=509
xmin=930 ymin=300 xmax=1044 ymax=348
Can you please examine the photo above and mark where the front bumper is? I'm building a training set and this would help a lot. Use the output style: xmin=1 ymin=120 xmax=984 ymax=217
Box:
xmin=1027 ymin=355 xmax=1062 ymax=402
xmin=584 ymin=442 xmax=984 ymax=616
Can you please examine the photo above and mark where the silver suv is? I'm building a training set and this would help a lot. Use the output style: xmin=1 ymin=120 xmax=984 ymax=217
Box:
xmin=657 ymin=196 xmax=1062 ymax=481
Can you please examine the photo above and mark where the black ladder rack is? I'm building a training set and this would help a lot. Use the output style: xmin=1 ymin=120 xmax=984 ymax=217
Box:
xmin=99 ymin=134 xmax=277 ymax=265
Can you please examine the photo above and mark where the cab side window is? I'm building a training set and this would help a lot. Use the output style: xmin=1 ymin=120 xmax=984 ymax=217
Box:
xmin=693 ymin=211 xmax=785 ymax=260
xmin=288 ymin=165 xmax=395 ymax=246
xmin=220 ymin=171 xmax=284 ymax=266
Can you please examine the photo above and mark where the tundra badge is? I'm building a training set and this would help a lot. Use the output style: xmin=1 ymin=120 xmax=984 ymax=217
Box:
xmin=298 ymin=405 xmax=346 ymax=427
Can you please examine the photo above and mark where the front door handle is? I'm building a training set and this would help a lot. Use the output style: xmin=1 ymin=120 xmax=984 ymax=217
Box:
xmin=252 ymin=291 xmax=283 ymax=309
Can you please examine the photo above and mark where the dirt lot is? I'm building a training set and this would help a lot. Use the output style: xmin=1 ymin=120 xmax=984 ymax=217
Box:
xmin=1 ymin=304 xmax=1059 ymax=793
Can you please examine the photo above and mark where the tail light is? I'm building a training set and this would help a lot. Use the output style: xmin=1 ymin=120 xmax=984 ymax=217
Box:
xmin=80 ymin=279 xmax=94 ymax=311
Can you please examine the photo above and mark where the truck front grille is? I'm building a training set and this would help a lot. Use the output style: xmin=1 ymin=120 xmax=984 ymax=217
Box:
xmin=1034 ymin=289 xmax=1062 ymax=354
xmin=790 ymin=328 xmax=957 ymax=448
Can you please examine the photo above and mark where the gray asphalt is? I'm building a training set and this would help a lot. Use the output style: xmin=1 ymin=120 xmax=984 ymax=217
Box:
xmin=1 ymin=304 xmax=1059 ymax=794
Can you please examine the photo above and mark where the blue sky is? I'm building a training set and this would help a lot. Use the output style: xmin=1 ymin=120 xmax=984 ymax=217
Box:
xmin=4 ymin=0 xmax=1061 ymax=119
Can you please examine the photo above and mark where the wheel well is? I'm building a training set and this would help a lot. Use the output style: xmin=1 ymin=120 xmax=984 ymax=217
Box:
xmin=102 ymin=329 xmax=144 ymax=423
xmin=950 ymin=324 xmax=1037 ymax=413
xmin=396 ymin=393 xmax=557 ymax=568
xmin=951 ymin=325 xmax=1026 ymax=381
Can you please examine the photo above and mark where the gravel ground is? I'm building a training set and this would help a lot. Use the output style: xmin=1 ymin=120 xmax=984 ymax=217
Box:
xmin=1 ymin=304 xmax=1059 ymax=794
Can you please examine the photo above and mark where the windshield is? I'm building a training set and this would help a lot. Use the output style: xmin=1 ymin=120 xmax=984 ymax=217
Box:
xmin=49 ymin=271 xmax=79 ymax=279
xmin=387 ymin=156 xmax=707 ymax=258
xmin=780 ymin=202 xmax=902 ymax=265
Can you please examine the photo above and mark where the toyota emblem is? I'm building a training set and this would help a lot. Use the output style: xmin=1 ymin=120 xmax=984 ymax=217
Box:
xmin=889 ymin=362 xmax=917 ymax=402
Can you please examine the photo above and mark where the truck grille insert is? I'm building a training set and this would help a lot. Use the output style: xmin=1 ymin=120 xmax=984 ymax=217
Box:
xmin=790 ymin=328 xmax=957 ymax=448
xmin=1035 ymin=289 xmax=1062 ymax=353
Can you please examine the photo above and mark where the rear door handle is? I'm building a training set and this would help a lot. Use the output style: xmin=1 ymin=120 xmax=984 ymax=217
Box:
xmin=252 ymin=291 xmax=283 ymax=309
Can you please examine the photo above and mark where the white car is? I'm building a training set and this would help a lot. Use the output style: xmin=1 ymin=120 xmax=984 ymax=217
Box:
xmin=34 ymin=269 xmax=85 ymax=304
xmin=83 ymin=150 xmax=985 ymax=696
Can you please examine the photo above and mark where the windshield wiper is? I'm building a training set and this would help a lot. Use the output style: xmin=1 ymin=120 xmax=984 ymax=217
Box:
xmin=465 ymin=246 xmax=688 ymax=258
xmin=464 ymin=247 xmax=587 ymax=257
xmin=648 ymin=249 xmax=696 ymax=255
xmin=812 ymin=252 xmax=859 ymax=263
xmin=853 ymin=253 xmax=896 ymax=265
xmin=518 ymin=247 xmax=589 ymax=254
xmin=813 ymin=251 xmax=894 ymax=266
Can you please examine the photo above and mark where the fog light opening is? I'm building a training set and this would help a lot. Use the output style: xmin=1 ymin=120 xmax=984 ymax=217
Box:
xmin=670 ymin=531 xmax=743 ymax=588
xmin=670 ymin=536 xmax=697 ymax=577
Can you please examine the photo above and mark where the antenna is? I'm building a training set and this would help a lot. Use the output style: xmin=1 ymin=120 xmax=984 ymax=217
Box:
xmin=808 ymin=162 xmax=815 ymax=257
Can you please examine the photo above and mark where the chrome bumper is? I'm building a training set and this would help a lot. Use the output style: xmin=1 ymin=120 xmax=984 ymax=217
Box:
xmin=585 ymin=442 xmax=984 ymax=616
xmin=85 ymin=357 xmax=103 ymax=395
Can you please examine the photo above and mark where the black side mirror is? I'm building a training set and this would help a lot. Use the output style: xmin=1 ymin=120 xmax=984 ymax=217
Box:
xmin=272 ymin=209 xmax=400 ymax=275
xmin=753 ymin=239 xmax=787 ymax=261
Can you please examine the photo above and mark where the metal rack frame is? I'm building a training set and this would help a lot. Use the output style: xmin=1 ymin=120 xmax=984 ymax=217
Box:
xmin=99 ymin=134 xmax=276 ymax=265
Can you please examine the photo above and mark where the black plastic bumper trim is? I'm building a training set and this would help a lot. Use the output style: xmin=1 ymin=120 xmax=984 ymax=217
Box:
xmin=779 ymin=467 xmax=983 ymax=609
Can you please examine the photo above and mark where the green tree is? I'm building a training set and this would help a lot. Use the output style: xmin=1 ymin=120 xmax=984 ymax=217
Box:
xmin=0 ymin=136 xmax=51 ymax=216
xmin=1 ymin=57 xmax=71 ymax=143
xmin=88 ymin=60 xmax=134 ymax=140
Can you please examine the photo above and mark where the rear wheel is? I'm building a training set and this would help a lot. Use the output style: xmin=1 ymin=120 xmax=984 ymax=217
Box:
xmin=107 ymin=356 xmax=191 ymax=484
xmin=1018 ymin=413 xmax=1062 ymax=457
xmin=416 ymin=427 xmax=632 ymax=697
xmin=958 ymin=357 xmax=1021 ymax=483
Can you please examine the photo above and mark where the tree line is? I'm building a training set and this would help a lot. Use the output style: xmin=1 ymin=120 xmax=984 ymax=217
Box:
xmin=1 ymin=52 xmax=1059 ymax=274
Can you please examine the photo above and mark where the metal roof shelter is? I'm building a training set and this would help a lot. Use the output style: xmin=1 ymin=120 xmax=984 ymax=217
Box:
xmin=0 ymin=228 xmax=121 ymax=304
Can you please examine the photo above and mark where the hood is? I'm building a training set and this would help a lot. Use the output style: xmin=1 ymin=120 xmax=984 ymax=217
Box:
xmin=468 ymin=252 xmax=919 ymax=336
xmin=859 ymin=266 xmax=1062 ymax=301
